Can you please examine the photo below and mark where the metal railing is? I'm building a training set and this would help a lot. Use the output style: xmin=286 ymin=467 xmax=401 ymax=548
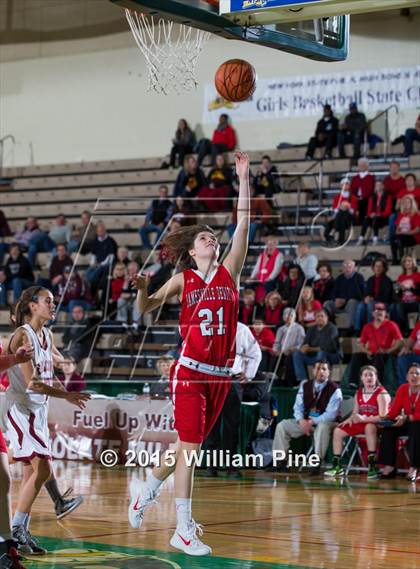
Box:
xmin=364 ymin=104 xmax=399 ymax=161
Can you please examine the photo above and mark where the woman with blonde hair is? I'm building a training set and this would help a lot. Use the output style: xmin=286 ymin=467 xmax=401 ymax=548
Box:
xmin=297 ymin=286 xmax=322 ymax=328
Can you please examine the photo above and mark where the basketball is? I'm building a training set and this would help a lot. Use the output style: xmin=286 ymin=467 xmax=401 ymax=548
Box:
xmin=214 ymin=59 xmax=256 ymax=102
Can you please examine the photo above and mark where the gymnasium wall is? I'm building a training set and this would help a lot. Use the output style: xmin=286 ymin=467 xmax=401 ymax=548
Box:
xmin=0 ymin=9 xmax=419 ymax=167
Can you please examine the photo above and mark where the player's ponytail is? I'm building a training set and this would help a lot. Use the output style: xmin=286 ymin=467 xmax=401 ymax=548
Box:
xmin=15 ymin=286 xmax=47 ymax=328
xmin=161 ymin=224 xmax=216 ymax=270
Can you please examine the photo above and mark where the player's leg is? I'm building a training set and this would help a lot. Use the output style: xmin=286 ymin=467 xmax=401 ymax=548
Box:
xmin=12 ymin=457 xmax=52 ymax=556
xmin=324 ymin=426 xmax=350 ymax=477
xmin=44 ymin=470 xmax=84 ymax=520
xmin=365 ymin=423 xmax=379 ymax=479
xmin=0 ymin=450 xmax=25 ymax=569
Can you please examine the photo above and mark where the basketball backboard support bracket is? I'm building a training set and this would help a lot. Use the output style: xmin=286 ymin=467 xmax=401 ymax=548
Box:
xmin=111 ymin=0 xmax=349 ymax=62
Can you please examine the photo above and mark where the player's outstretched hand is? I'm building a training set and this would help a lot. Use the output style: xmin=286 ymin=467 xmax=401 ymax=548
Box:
xmin=66 ymin=391 xmax=91 ymax=410
xmin=235 ymin=151 xmax=249 ymax=179
xmin=15 ymin=344 xmax=34 ymax=364
xmin=132 ymin=273 xmax=150 ymax=291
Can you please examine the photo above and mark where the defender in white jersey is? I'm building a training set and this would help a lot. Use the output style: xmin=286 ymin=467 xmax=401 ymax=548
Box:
xmin=6 ymin=287 xmax=90 ymax=556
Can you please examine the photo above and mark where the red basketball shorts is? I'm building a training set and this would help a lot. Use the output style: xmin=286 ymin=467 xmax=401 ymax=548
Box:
xmin=0 ymin=430 xmax=7 ymax=454
xmin=339 ymin=422 xmax=378 ymax=437
xmin=170 ymin=363 xmax=231 ymax=444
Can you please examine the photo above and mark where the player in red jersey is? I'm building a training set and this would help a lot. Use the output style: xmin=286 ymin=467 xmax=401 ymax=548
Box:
xmin=324 ymin=365 xmax=391 ymax=480
xmin=0 ymin=346 xmax=34 ymax=569
xmin=128 ymin=152 xmax=250 ymax=556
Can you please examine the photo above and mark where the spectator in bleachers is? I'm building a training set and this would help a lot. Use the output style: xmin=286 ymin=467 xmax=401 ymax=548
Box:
xmin=281 ymin=264 xmax=305 ymax=308
xmin=85 ymin=222 xmax=118 ymax=295
xmin=147 ymin=248 xmax=174 ymax=297
xmin=305 ymin=104 xmax=339 ymax=160
xmin=196 ymin=113 xmax=237 ymax=166
xmin=253 ymin=155 xmax=281 ymax=199
xmin=403 ymin=114 xmax=420 ymax=157
xmin=228 ymin=185 xmax=275 ymax=244
xmin=0 ymin=209 xmax=11 ymax=239
xmin=68 ymin=210 xmax=97 ymax=254
xmin=116 ymin=247 xmax=130 ymax=268
xmin=272 ymin=361 xmax=342 ymax=474
xmin=171 ymin=196 xmax=196 ymax=226
xmin=117 ymin=260 xmax=141 ymax=327
xmin=0 ymin=216 xmax=41 ymax=265
xmin=139 ymin=185 xmax=172 ymax=249
xmin=173 ymin=155 xmax=206 ymax=201
xmin=150 ymin=355 xmax=174 ymax=398
xmin=245 ymin=235 xmax=283 ymax=303
xmin=0 ymin=243 xmax=34 ymax=305
xmin=39 ymin=243 xmax=73 ymax=290
xmin=357 ymin=180 xmax=392 ymax=245
xmin=397 ymin=321 xmax=420 ymax=386
xmin=165 ymin=119 xmax=196 ymax=169
xmin=54 ymin=266 xmax=92 ymax=313
xmin=297 ymin=286 xmax=322 ymax=328
xmin=293 ymin=309 xmax=341 ymax=382
xmin=324 ymin=365 xmax=390 ymax=480
xmin=199 ymin=153 xmax=234 ymax=212
xmin=313 ymin=262 xmax=335 ymax=304
xmin=206 ymin=322 xmax=264 ymax=477
xmin=57 ymin=356 xmax=87 ymax=392
xmin=350 ymin=158 xmax=375 ymax=223
xmin=393 ymin=255 xmax=420 ymax=335
xmin=251 ymin=318 xmax=276 ymax=372
xmin=63 ymin=304 xmax=94 ymax=363
xmin=354 ymin=259 xmax=396 ymax=334
xmin=383 ymin=160 xmax=406 ymax=200
xmin=295 ymin=242 xmax=319 ymax=283
xmin=390 ymin=195 xmax=420 ymax=265
xmin=338 ymin=102 xmax=367 ymax=160
xmin=0 ymin=269 xmax=7 ymax=308
xmin=262 ymin=291 xmax=285 ymax=331
xmin=239 ymin=288 xmax=258 ymax=326
xmin=389 ymin=174 xmax=420 ymax=244
xmin=378 ymin=363 xmax=420 ymax=481
xmin=324 ymin=177 xmax=357 ymax=245
xmin=324 ymin=259 xmax=365 ymax=332
xmin=347 ymin=303 xmax=403 ymax=388
xmin=273 ymin=307 xmax=305 ymax=386
xmin=108 ymin=263 xmax=127 ymax=319
xmin=28 ymin=213 xmax=72 ymax=266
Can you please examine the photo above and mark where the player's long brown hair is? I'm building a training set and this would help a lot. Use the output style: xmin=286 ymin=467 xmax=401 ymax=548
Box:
xmin=161 ymin=224 xmax=216 ymax=270
xmin=15 ymin=286 xmax=49 ymax=328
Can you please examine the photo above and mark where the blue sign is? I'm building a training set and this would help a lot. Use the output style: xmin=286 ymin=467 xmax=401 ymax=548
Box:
xmin=228 ymin=0 xmax=322 ymax=12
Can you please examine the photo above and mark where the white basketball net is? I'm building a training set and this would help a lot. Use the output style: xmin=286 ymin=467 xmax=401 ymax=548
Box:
xmin=125 ymin=10 xmax=211 ymax=95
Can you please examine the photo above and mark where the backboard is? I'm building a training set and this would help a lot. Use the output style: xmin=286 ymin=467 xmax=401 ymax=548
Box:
xmin=111 ymin=0 xmax=349 ymax=61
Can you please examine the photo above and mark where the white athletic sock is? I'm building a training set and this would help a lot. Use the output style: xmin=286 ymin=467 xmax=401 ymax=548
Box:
xmin=147 ymin=474 xmax=163 ymax=493
xmin=23 ymin=515 xmax=31 ymax=531
xmin=12 ymin=512 xmax=27 ymax=528
xmin=175 ymin=498 xmax=192 ymax=529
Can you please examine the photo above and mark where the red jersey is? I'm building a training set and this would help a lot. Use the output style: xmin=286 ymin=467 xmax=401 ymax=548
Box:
xmin=410 ymin=321 xmax=420 ymax=355
xmin=360 ymin=319 xmax=403 ymax=354
xmin=356 ymin=386 xmax=386 ymax=417
xmin=179 ymin=264 xmax=239 ymax=368
xmin=397 ymin=272 xmax=420 ymax=303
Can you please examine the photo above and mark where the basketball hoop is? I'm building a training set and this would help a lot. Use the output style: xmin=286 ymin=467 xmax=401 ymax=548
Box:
xmin=125 ymin=10 xmax=211 ymax=95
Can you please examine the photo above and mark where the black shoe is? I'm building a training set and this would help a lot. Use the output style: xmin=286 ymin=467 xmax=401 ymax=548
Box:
xmin=227 ymin=468 xmax=242 ymax=479
xmin=267 ymin=461 xmax=289 ymax=473
xmin=24 ymin=531 xmax=46 ymax=555
xmin=205 ymin=467 xmax=218 ymax=478
xmin=11 ymin=527 xmax=32 ymax=556
xmin=309 ymin=466 xmax=321 ymax=476
xmin=380 ymin=468 xmax=397 ymax=479
xmin=55 ymin=495 xmax=84 ymax=520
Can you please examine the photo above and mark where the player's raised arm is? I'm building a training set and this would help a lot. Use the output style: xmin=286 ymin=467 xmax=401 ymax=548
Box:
xmin=223 ymin=151 xmax=250 ymax=284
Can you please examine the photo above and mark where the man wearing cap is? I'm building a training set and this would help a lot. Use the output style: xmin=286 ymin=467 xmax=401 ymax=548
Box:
xmin=347 ymin=302 xmax=403 ymax=387
xmin=338 ymin=102 xmax=367 ymax=160
xmin=324 ymin=177 xmax=358 ymax=244
xmin=305 ymin=104 xmax=339 ymax=160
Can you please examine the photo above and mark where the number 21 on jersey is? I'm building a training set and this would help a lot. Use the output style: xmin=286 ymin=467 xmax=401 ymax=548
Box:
xmin=198 ymin=307 xmax=225 ymax=336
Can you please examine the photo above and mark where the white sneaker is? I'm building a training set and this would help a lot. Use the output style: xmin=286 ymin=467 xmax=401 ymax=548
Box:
xmin=372 ymin=236 xmax=378 ymax=245
xmin=128 ymin=478 xmax=158 ymax=529
xmin=170 ymin=520 xmax=212 ymax=556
